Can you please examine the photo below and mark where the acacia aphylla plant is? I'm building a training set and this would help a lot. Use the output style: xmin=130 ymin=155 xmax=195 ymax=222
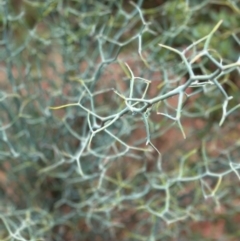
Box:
xmin=1 ymin=0 xmax=240 ymax=240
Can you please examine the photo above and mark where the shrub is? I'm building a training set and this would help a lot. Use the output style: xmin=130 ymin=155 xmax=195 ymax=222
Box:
xmin=0 ymin=0 xmax=240 ymax=240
